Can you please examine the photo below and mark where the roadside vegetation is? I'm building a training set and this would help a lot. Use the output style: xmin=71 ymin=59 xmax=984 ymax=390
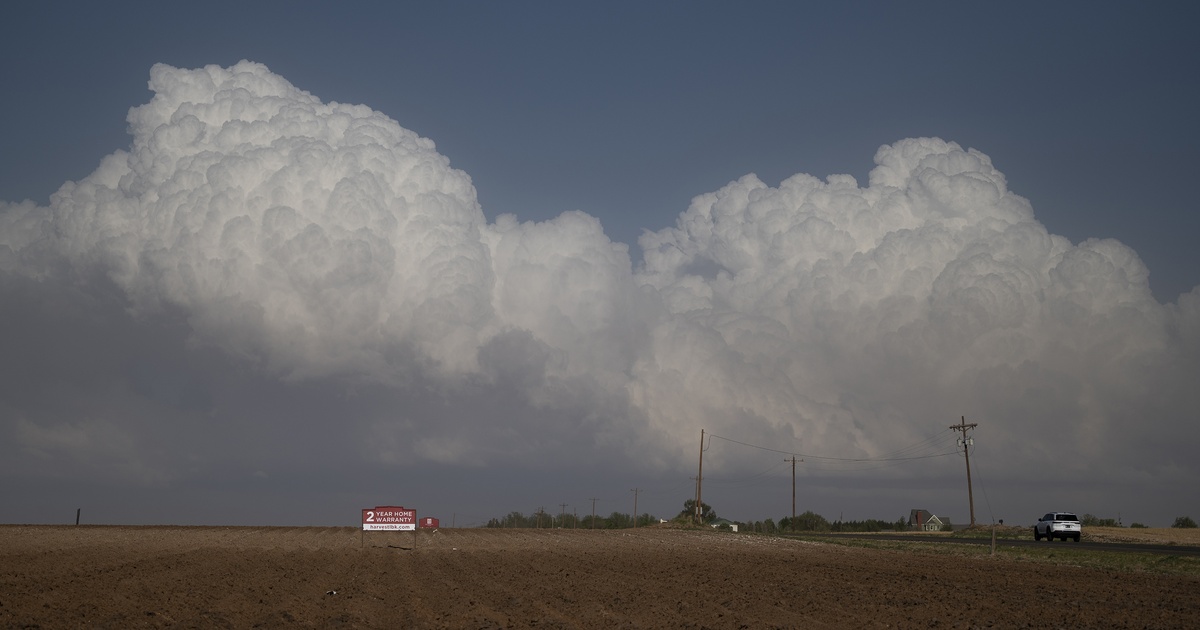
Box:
xmin=481 ymin=500 xmax=1200 ymax=569
xmin=795 ymin=531 xmax=1200 ymax=577
xmin=479 ymin=501 xmax=1199 ymax=577
xmin=484 ymin=509 xmax=659 ymax=529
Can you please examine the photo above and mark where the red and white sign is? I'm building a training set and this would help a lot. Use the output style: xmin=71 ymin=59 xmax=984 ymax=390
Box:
xmin=362 ymin=505 xmax=416 ymax=531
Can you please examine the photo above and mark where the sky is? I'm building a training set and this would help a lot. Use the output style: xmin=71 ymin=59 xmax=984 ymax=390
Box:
xmin=1 ymin=2 xmax=1198 ymax=528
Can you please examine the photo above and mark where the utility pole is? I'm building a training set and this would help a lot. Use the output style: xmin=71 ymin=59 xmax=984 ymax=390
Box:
xmin=560 ymin=503 xmax=568 ymax=528
xmin=950 ymin=417 xmax=978 ymax=527
xmin=695 ymin=429 xmax=706 ymax=525
xmin=784 ymin=456 xmax=801 ymax=532
xmin=631 ymin=488 xmax=641 ymax=528
xmin=589 ymin=497 xmax=598 ymax=529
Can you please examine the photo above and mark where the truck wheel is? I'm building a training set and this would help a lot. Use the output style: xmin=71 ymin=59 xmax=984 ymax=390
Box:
xmin=1033 ymin=528 xmax=1041 ymax=541
xmin=1073 ymin=534 xmax=1080 ymax=542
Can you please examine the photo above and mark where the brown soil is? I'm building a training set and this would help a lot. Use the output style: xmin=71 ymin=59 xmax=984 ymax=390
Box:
xmin=2 ymin=525 xmax=1198 ymax=629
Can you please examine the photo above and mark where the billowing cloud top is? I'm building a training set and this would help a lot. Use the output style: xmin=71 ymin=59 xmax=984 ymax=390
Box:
xmin=2 ymin=62 xmax=1197 ymax=521
xmin=4 ymin=61 xmax=500 ymax=380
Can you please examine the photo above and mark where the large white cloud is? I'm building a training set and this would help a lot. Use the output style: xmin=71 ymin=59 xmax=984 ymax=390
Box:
xmin=633 ymin=137 xmax=1197 ymax=483
xmin=4 ymin=61 xmax=500 ymax=380
xmin=1 ymin=62 xmax=1196 ymax=523
xmin=0 ymin=61 xmax=648 ymax=480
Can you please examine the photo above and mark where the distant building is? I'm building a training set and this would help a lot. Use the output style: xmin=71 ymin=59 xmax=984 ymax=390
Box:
xmin=908 ymin=509 xmax=944 ymax=532
xmin=710 ymin=518 xmax=739 ymax=533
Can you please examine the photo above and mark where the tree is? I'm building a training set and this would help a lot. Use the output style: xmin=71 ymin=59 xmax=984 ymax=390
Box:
xmin=1172 ymin=516 xmax=1197 ymax=528
xmin=792 ymin=510 xmax=830 ymax=532
xmin=581 ymin=513 xmax=611 ymax=529
xmin=1082 ymin=514 xmax=1119 ymax=527
xmin=487 ymin=511 xmax=533 ymax=528
xmin=678 ymin=498 xmax=716 ymax=524
xmin=606 ymin=511 xmax=633 ymax=529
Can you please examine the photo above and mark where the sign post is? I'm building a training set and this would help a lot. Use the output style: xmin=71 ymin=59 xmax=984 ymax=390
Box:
xmin=361 ymin=505 xmax=417 ymax=548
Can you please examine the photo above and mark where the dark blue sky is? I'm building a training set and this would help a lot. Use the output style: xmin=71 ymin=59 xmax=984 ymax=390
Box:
xmin=3 ymin=1 xmax=1197 ymax=300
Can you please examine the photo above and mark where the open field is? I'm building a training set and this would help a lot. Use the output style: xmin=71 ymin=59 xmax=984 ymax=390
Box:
xmin=1081 ymin=526 xmax=1200 ymax=545
xmin=3 ymin=525 xmax=1199 ymax=628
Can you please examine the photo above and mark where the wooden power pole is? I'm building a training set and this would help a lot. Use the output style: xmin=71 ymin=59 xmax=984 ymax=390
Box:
xmin=950 ymin=417 xmax=978 ymax=527
xmin=695 ymin=429 xmax=705 ymax=525
xmin=783 ymin=456 xmax=799 ymax=531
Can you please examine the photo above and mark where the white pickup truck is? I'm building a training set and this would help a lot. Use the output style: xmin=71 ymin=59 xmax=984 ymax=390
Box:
xmin=1034 ymin=512 xmax=1081 ymax=542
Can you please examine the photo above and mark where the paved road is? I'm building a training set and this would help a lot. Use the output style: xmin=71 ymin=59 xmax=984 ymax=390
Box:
xmin=787 ymin=532 xmax=1200 ymax=557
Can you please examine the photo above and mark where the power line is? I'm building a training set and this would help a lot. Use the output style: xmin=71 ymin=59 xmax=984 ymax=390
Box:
xmin=702 ymin=460 xmax=790 ymax=486
xmin=707 ymin=430 xmax=960 ymax=464
xmin=873 ymin=430 xmax=961 ymax=460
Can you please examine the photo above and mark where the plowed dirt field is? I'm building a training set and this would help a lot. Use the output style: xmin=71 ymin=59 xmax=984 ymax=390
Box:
xmin=2 ymin=525 xmax=1198 ymax=628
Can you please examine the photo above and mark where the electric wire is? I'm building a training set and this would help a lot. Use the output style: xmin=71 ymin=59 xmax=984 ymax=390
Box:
xmin=707 ymin=429 xmax=961 ymax=469
xmin=703 ymin=459 xmax=791 ymax=487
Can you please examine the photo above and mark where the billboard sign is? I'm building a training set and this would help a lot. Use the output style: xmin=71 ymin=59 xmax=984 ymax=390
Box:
xmin=362 ymin=505 xmax=416 ymax=531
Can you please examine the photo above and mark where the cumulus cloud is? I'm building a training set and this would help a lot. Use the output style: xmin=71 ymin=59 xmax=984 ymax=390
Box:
xmin=634 ymin=138 xmax=1198 ymax=486
xmin=1 ymin=61 xmax=1196 ymax=523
